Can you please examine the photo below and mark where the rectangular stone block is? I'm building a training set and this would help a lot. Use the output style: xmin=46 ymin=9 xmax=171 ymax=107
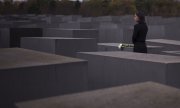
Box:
xmin=61 ymin=15 xmax=82 ymax=22
xmin=21 ymin=37 xmax=97 ymax=57
xmin=164 ymin=25 xmax=180 ymax=40
xmin=0 ymin=28 xmax=43 ymax=48
xmin=99 ymin=27 xmax=124 ymax=43
xmin=119 ymin=15 xmax=135 ymax=25
xmin=93 ymin=16 xmax=121 ymax=22
xmin=146 ymin=16 xmax=163 ymax=25
xmin=12 ymin=20 xmax=32 ymax=27
xmin=0 ymin=21 xmax=14 ymax=28
xmin=162 ymin=51 xmax=180 ymax=56
xmin=59 ymin=22 xmax=100 ymax=29
xmin=98 ymin=23 xmax=134 ymax=43
xmin=49 ymin=15 xmax=63 ymax=24
xmin=16 ymin=82 xmax=180 ymax=108
xmin=147 ymin=39 xmax=180 ymax=52
xmin=0 ymin=48 xmax=88 ymax=108
xmin=147 ymin=25 xmax=165 ymax=39
xmin=0 ymin=28 xmax=10 ymax=48
xmin=43 ymin=28 xmax=99 ymax=41
xmin=77 ymin=51 xmax=180 ymax=90
xmin=158 ymin=17 xmax=180 ymax=26
xmin=10 ymin=28 xmax=43 ymax=47
xmin=77 ymin=17 xmax=93 ymax=22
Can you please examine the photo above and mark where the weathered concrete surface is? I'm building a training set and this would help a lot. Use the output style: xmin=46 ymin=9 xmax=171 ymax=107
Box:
xmin=43 ymin=28 xmax=99 ymax=41
xmin=21 ymin=37 xmax=97 ymax=57
xmin=77 ymin=51 xmax=180 ymax=90
xmin=59 ymin=22 xmax=100 ymax=29
xmin=0 ymin=28 xmax=10 ymax=48
xmin=147 ymin=39 xmax=180 ymax=52
xmin=0 ymin=28 xmax=43 ymax=48
xmin=162 ymin=51 xmax=180 ymax=56
xmin=16 ymin=82 xmax=180 ymax=108
xmin=0 ymin=48 xmax=88 ymax=108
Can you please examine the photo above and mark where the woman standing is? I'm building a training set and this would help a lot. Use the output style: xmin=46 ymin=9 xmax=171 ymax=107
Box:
xmin=132 ymin=11 xmax=148 ymax=53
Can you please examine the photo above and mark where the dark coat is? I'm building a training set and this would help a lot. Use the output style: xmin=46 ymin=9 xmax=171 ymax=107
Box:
xmin=132 ymin=22 xmax=148 ymax=53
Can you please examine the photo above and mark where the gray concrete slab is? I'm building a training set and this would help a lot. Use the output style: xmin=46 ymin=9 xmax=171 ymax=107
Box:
xmin=147 ymin=39 xmax=180 ymax=52
xmin=98 ymin=23 xmax=135 ymax=43
xmin=16 ymin=82 xmax=180 ymax=108
xmin=162 ymin=51 xmax=180 ymax=56
xmin=146 ymin=16 xmax=163 ymax=25
xmin=119 ymin=15 xmax=135 ymax=25
xmin=19 ymin=22 xmax=60 ymax=28
xmin=99 ymin=27 xmax=124 ymax=43
xmin=0 ymin=19 xmax=33 ymax=28
xmin=49 ymin=15 xmax=63 ymax=24
xmin=12 ymin=20 xmax=32 ymax=27
xmin=0 ymin=48 xmax=88 ymax=108
xmin=161 ymin=17 xmax=180 ymax=26
xmin=147 ymin=25 xmax=165 ymax=39
xmin=0 ymin=28 xmax=10 ymax=48
xmin=0 ymin=27 xmax=43 ymax=48
xmin=98 ymin=43 xmax=163 ymax=54
xmin=43 ymin=28 xmax=99 ymax=41
xmin=93 ymin=16 xmax=121 ymax=22
xmin=77 ymin=51 xmax=180 ymax=90
xmin=59 ymin=22 xmax=100 ymax=29
xmin=10 ymin=28 xmax=43 ymax=47
xmin=21 ymin=37 xmax=97 ymax=57
xmin=99 ymin=22 xmax=118 ymax=29
xmin=0 ymin=21 xmax=14 ymax=28
xmin=164 ymin=25 xmax=180 ymax=40
xmin=61 ymin=15 xmax=82 ymax=22
xmin=77 ymin=17 xmax=93 ymax=22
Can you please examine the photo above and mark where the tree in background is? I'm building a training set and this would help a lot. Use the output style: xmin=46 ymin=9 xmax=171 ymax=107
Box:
xmin=135 ymin=0 xmax=153 ymax=15
xmin=0 ymin=1 xmax=3 ymax=14
xmin=48 ymin=0 xmax=57 ymax=14
xmin=15 ymin=1 xmax=26 ymax=14
xmin=56 ymin=0 xmax=74 ymax=15
xmin=26 ymin=0 xmax=41 ymax=14
xmin=135 ymin=0 xmax=180 ymax=16
xmin=74 ymin=0 xmax=81 ymax=14
xmin=1 ymin=0 xmax=14 ymax=14
xmin=109 ymin=0 xmax=136 ymax=15
xmin=80 ymin=0 xmax=106 ymax=16
xmin=0 ymin=0 xmax=180 ymax=17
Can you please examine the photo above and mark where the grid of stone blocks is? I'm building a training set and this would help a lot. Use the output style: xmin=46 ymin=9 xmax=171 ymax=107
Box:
xmin=0 ymin=14 xmax=180 ymax=108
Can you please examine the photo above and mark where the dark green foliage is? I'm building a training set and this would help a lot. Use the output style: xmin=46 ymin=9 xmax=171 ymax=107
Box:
xmin=0 ymin=0 xmax=179 ymax=17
